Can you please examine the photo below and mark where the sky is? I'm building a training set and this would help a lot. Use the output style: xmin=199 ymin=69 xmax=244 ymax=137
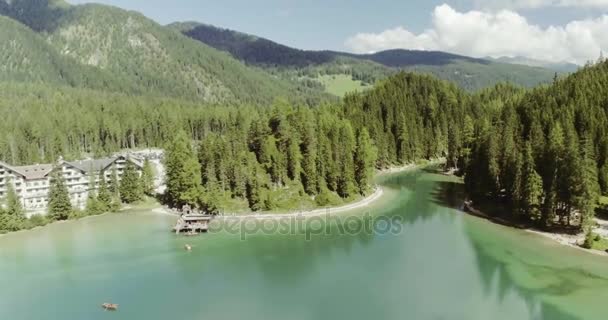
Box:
xmin=66 ymin=0 xmax=608 ymax=64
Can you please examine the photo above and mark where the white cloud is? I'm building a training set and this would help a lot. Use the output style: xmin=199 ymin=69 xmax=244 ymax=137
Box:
xmin=474 ymin=0 xmax=608 ymax=9
xmin=345 ymin=4 xmax=608 ymax=65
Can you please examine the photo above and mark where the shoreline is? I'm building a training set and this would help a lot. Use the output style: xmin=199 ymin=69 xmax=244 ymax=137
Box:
xmin=152 ymin=186 xmax=384 ymax=220
xmin=463 ymin=201 xmax=608 ymax=257
xmin=154 ymin=161 xmax=437 ymax=220
xmin=1 ymin=161 xmax=433 ymax=237
xmin=0 ymin=201 xmax=156 ymax=239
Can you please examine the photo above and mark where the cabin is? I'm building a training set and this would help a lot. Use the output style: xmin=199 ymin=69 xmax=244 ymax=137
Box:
xmin=173 ymin=214 xmax=212 ymax=235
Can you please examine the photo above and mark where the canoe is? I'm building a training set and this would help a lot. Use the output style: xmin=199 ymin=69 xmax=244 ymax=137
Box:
xmin=102 ymin=303 xmax=118 ymax=311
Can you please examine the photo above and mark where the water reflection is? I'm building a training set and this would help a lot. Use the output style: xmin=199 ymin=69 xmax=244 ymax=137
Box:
xmin=0 ymin=167 xmax=606 ymax=319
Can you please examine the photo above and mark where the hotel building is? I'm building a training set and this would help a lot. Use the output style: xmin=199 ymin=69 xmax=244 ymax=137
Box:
xmin=0 ymin=154 xmax=143 ymax=217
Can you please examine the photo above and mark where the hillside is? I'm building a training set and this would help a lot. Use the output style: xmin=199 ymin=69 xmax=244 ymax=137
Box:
xmin=490 ymin=56 xmax=580 ymax=73
xmin=464 ymin=60 xmax=608 ymax=230
xmin=0 ymin=0 xmax=327 ymax=105
xmin=0 ymin=15 xmax=129 ymax=90
xmin=175 ymin=23 xmax=561 ymax=93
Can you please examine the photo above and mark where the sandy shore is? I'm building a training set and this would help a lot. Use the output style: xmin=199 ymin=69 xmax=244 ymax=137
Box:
xmin=378 ymin=158 xmax=445 ymax=175
xmin=154 ymin=161 xmax=449 ymax=220
xmin=152 ymin=186 xmax=384 ymax=221
xmin=465 ymin=201 xmax=608 ymax=257
xmin=523 ymin=218 xmax=608 ymax=257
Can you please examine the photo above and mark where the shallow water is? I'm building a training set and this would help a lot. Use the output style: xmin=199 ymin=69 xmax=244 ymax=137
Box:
xmin=1 ymin=168 xmax=607 ymax=320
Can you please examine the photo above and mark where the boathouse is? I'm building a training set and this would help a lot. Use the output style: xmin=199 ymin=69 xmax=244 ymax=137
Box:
xmin=173 ymin=214 xmax=212 ymax=234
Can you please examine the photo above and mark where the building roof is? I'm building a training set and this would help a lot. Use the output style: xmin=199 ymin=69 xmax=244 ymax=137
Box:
xmin=65 ymin=157 xmax=117 ymax=173
xmin=0 ymin=161 xmax=53 ymax=180
xmin=11 ymin=164 xmax=54 ymax=180
xmin=65 ymin=155 xmax=143 ymax=174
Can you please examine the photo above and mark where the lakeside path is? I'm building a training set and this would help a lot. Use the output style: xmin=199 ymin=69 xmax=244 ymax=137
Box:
xmin=153 ymin=161 xmax=437 ymax=220
xmin=153 ymin=185 xmax=384 ymax=221
xmin=218 ymin=186 xmax=384 ymax=221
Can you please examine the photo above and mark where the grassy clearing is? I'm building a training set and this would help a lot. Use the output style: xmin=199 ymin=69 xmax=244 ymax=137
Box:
xmin=314 ymin=74 xmax=372 ymax=97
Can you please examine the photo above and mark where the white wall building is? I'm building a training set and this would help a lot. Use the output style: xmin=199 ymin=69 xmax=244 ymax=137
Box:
xmin=0 ymin=154 xmax=143 ymax=217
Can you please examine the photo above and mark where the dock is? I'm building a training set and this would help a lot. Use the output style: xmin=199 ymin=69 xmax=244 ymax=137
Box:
xmin=173 ymin=214 xmax=212 ymax=235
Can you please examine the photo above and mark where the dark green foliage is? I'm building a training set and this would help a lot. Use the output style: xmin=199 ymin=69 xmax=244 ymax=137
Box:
xmin=0 ymin=1 xmax=328 ymax=105
xmin=464 ymin=60 xmax=608 ymax=231
xmin=85 ymin=191 xmax=103 ymax=216
xmin=600 ymin=164 xmax=608 ymax=195
xmin=0 ymin=182 xmax=25 ymax=232
xmin=521 ymin=143 xmax=543 ymax=220
xmin=141 ymin=159 xmax=155 ymax=196
xmin=583 ymin=231 xmax=596 ymax=249
xmin=354 ymin=128 xmax=377 ymax=195
xmin=164 ymin=131 xmax=203 ymax=209
xmin=97 ymin=171 xmax=112 ymax=211
xmin=180 ymin=23 xmax=334 ymax=68
xmin=341 ymin=72 xmax=466 ymax=168
xmin=5 ymin=182 xmax=24 ymax=219
xmin=48 ymin=170 xmax=73 ymax=221
xmin=119 ymin=160 xmax=143 ymax=203
xmin=108 ymin=167 xmax=118 ymax=194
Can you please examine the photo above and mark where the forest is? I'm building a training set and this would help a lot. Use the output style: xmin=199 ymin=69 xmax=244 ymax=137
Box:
xmin=463 ymin=60 xmax=608 ymax=232
xmin=1 ymin=59 xmax=607 ymax=235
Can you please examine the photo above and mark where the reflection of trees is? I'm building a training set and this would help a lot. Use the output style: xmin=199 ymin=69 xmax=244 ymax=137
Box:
xmin=431 ymin=176 xmax=585 ymax=320
xmin=168 ymin=167 xmax=592 ymax=319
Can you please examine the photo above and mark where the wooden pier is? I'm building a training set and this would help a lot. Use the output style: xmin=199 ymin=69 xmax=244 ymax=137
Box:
xmin=173 ymin=214 xmax=212 ymax=235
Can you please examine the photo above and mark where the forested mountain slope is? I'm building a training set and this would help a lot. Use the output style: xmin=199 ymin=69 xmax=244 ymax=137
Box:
xmin=463 ymin=60 xmax=608 ymax=231
xmin=0 ymin=0 xmax=327 ymax=105
xmin=0 ymin=15 xmax=127 ymax=90
xmin=175 ymin=23 xmax=559 ymax=93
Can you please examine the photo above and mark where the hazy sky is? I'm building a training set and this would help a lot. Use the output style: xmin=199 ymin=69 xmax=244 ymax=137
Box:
xmin=66 ymin=0 xmax=608 ymax=64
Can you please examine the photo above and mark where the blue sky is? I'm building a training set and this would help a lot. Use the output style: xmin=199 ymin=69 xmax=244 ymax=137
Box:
xmin=67 ymin=0 xmax=608 ymax=64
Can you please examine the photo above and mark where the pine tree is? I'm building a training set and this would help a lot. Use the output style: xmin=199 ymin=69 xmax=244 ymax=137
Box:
xmin=108 ymin=165 xmax=119 ymax=197
xmin=141 ymin=158 xmax=155 ymax=196
xmin=599 ymin=163 xmax=608 ymax=195
xmin=572 ymin=138 xmax=600 ymax=229
xmin=202 ymin=165 xmax=221 ymax=214
xmin=336 ymin=121 xmax=357 ymax=198
xmin=97 ymin=171 xmax=112 ymax=211
xmin=354 ymin=128 xmax=377 ymax=195
xmin=119 ymin=160 xmax=143 ymax=203
xmin=5 ymin=181 xmax=24 ymax=221
xmin=298 ymin=109 xmax=318 ymax=195
xmin=48 ymin=170 xmax=73 ymax=221
xmin=245 ymin=159 xmax=263 ymax=211
xmin=164 ymin=131 xmax=203 ymax=208
xmin=85 ymin=174 xmax=102 ymax=215
xmin=521 ymin=143 xmax=543 ymax=221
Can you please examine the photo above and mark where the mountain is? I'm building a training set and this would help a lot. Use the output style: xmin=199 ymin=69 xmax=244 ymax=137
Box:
xmin=489 ymin=56 xmax=579 ymax=73
xmin=0 ymin=0 xmax=327 ymax=105
xmin=175 ymin=23 xmax=562 ymax=93
xmin=0 ymin=13 xmax=146 ymax=92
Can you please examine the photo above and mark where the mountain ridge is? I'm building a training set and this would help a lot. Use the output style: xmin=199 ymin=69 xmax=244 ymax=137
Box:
xmin=176 ymin=23 xmax=563 ymax=92
xmin=0 ymin=0 xmax=329 ymax=105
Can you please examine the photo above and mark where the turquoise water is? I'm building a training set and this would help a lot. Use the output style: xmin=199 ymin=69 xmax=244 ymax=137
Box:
xmin=1 ymin=168 xmax=607 ymax=319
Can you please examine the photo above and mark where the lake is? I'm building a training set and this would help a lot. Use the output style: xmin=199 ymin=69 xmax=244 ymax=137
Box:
xmin=1 ymin=167 xmax=607 ymax=320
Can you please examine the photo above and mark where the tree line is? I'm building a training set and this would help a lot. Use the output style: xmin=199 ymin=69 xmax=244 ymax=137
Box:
xmin=2 ymin=60 xmax=608 ymax=232
xmin=162 ymin=102 xmax=378 ymax=214
xmin=462 ymin=60 xmax=608 ymax=231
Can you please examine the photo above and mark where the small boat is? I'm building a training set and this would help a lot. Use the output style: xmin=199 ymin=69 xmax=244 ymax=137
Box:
xmin=184 ymin=244 xmax=192 ymax=251
xmin=102 ymin=303 xmax=118 ymax=311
